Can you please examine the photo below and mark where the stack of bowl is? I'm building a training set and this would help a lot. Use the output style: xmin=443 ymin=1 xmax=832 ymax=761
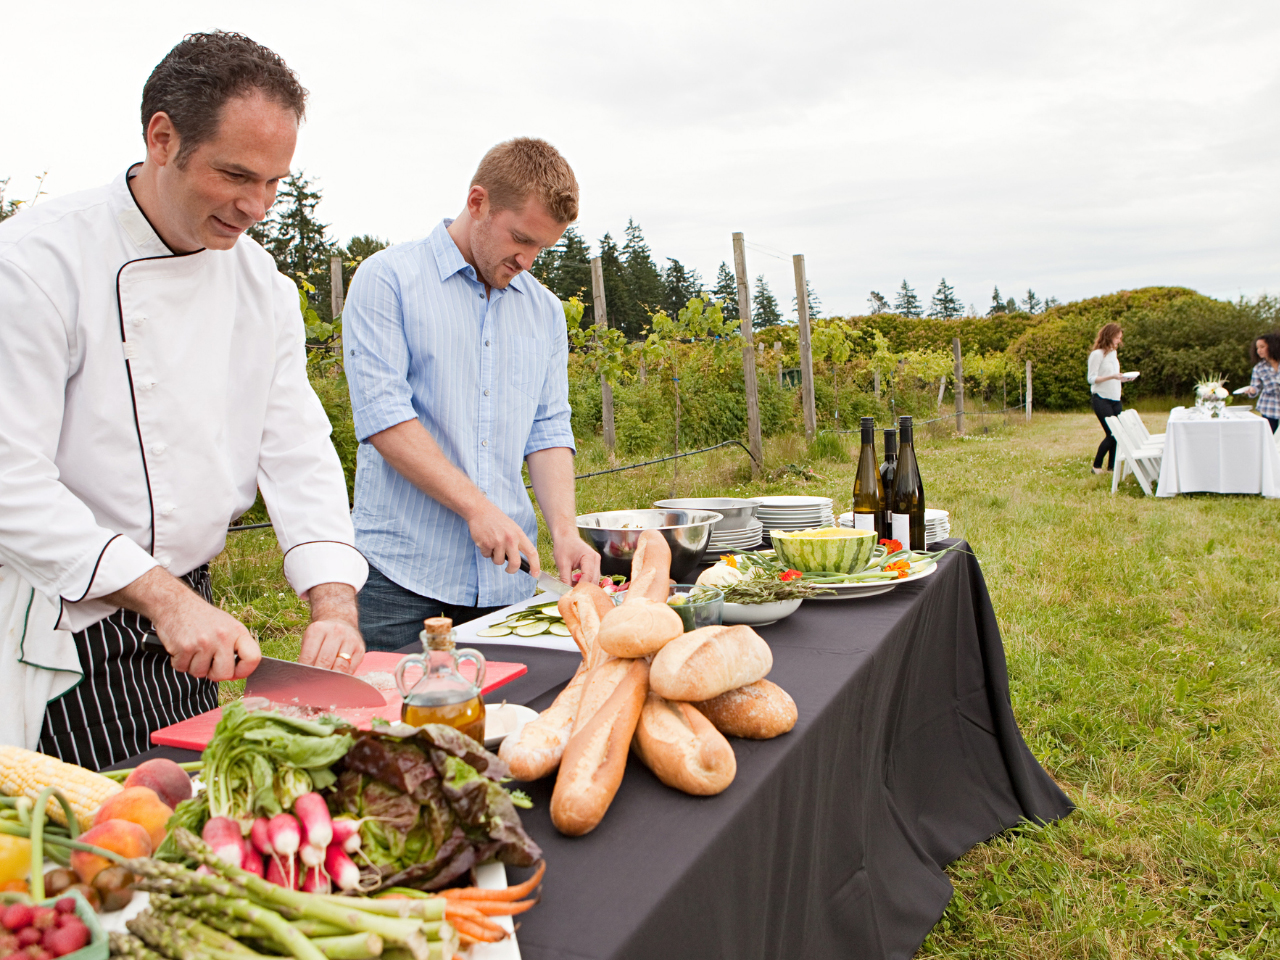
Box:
xmin=653 ymin=498 xmax=762 ymax=552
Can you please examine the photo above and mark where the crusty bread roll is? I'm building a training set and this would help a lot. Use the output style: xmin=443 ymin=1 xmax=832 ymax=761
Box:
xmin=551 ymin=658 xmax=649 ymax=836
xmin=570 ymin=656 xmax=634 ymax=736
xmin=498 ymin=664 xmax=590 ymax=780
xmin=596 ymin=597 xmax=684 ymax=658
xmin=649 ymin=624 xmax=772 ymax=702
xmin=633 ymin=690 xmax=736 ymax=795
xmin=692 ymin=679 xmax=797 ymax=740
xmin=558 ymin=582 xmax=614 ymax=665
xmin=624 ymin=529 xmax=672 ymax=604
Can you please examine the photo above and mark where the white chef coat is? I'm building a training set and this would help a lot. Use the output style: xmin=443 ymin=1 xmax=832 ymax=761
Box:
xmin=0 ymin=167 xmax=367 ymax=633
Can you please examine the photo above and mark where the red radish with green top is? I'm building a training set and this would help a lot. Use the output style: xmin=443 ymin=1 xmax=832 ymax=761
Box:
xmin=265 ymin=852 xmax=298 ymax=889
xmin=301 ymin=865 xmax=330 ymax=894
xmin=266 ymin=813 xmax=300 ymax=858
xmin=330 ymin=816 xmax=361 ymax=854
xmin=201 ymin=817 xmax=244 ymax=868
xmin=250 ymin=817 xmax=273 ymax=856
xmin=324 ymin=843 xmax=361 ymax=892
xmin=240 ymin=839 xmax=264 ymax=878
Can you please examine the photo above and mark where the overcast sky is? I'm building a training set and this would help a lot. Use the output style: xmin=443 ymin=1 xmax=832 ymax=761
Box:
xmin=4 ymin=0 xmax=1278 ymax=317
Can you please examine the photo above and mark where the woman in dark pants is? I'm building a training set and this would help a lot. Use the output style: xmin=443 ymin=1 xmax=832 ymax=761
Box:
xmin=1087 ymin=323 xmax=1128 ymax=474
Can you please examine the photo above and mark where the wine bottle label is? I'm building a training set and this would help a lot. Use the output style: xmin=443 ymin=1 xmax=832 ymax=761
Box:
xmin=891 ymin=513 xmax=910 ymax=544
xmin=853 ymin=512 xmax=876 ymax=532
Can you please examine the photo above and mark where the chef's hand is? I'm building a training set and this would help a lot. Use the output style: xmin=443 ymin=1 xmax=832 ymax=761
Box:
xmin=467 ymin=498 xmax=540 ymax=576
xmin=107 ymin=567 xmax=261 ymax=682
xmin=300 ymin=583 xmax=364 ymax=674
xmin=553 ymin=532 xmax=600 ymax=585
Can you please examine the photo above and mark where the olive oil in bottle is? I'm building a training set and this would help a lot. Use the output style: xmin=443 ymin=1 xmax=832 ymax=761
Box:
xmin=398 ymin=617 xmax=487 ymax=742
xmin=880 ymin=428 xmax=897 ymax=536
xmin=890 ymin=416 xmax=926 ymax=550
xmin=851 ymin=417 xmax=884 ymax=537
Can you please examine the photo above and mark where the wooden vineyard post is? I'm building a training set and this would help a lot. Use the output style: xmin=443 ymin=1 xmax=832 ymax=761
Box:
xmin=792 ymin=254 xmax=817 ymax=441
xmin=1026 ymin=360 xmax=1033 ymax=422
xmin=732 ymin=232 xmax=763 ymax=476
xmin=874 ymin=369 xmax=881 ymax=399
xmin=953 ymin=338 xmax=965 ymax=436
xmin=590 ymin=257 xmax=616 ymax=455
xmin=330 ymin=256 xmax=344 ymax=318
xmin=775 ymin=341 xmax=783 ymax=386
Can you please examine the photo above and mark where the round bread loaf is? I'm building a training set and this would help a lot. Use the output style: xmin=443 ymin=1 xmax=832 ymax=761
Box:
xmin=648 ymin=624 xmax=772 ymax=702
xmin=596 ymin=597 xmax=684 ymax=658
xmin=692 ymin=679 xmax=797 ymax=739
xmin=633 ymin=690 xmax=736 ymax=795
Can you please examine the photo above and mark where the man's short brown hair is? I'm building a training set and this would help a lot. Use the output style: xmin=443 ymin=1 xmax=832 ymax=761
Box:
xmin=471 ymin=138 xmax=579 ymax=224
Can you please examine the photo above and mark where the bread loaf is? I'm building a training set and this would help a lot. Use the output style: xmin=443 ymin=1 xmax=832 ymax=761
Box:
xmin=558 ymin=582 xmax=613 ymax=665
xmin=498 ymin=665 xmax=590 ymax=780
xmin=624 ymin=529 xmax=672 ymax=604
xmin=596 ymin=597 xmax=684 ymax=658
xmin=570 ymin=657 xmax=634 ymax=736
xmin=649 ymin=624 xmax=772 ymax=702
xmin=550 ymin=658 xmax=649 ymax=836
xmin=692 ymin=679 xmax=797 ymax=740
xmin=633 ymin=690 xmax=736 ymax=795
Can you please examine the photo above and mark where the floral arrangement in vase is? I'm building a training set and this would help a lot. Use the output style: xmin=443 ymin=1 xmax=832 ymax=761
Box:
xmin=1194 ymin=375 xmax=1230 ymax=417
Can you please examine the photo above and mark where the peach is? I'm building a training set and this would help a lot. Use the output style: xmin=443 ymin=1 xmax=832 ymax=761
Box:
xmin=123 ymin=758 xmax=192 ymax=811
xmin=93 ymin=787 xmax=173 ymax=851
xmin=70 ymin=820 xmax=151 ymax=884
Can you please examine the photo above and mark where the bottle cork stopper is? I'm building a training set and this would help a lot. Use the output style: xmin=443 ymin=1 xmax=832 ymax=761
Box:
xmin=423 ymin=617 xmax=454 ymax=651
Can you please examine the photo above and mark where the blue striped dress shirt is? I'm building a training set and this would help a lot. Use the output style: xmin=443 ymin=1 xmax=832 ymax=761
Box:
xmin=343 ymin=220 xmax=575 ymax=607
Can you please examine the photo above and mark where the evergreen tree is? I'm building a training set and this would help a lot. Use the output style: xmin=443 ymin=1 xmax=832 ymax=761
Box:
xmin=532 ymin=226 xmax=592 ymax=307
xmin=713 ymin=262 xmax=739 ymax=321
xmin=988 ymin=286 xmax=1006 ymax=316
xmin=868 ymin=291 xmax=890 ymax=314
xmin=0 ymin=178 xmax=18 ymax=223
xmin=597 ymin=232 xmax=641 ymax=340
xmin=337 ymin=235 xmax=390 ymax=303
xmin=893 ymin=280 xmax=922 ymax=318
xmin=752 ymin=275 xmax=783 ymax=327
xmin=1021 ymin=289 xmax=1042 ymax=314
xmin=791 ymin=279 xmax=822 ymax=320
xmin=1006 ymin=297 xmax=1017 ymax=313
xmin=622 ymin=220 xmax=664 ymax=325
xmin=662 ymin=258 xmax=703 ymax=317
xmin=251 ymin=171 xmax=340 ymax=321
xmin=929 ymin=278 xmax=963 ymax=319
xmin=1044 ymin=295 xmax=1060 ymax=310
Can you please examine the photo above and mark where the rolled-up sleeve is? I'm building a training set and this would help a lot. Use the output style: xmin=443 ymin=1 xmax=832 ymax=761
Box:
xmin=344 ymin=257 xmax=418 ymax=442
xmin=0 ymin=258 xmax=159 ymax=604
xmin=524 ymin=293 xmax=576 ymax=457
xmin=257 ymin=273 xmax=367 ymax=596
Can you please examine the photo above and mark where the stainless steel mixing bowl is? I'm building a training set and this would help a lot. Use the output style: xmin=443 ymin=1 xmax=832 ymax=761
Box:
xmin=576 ymin=509 xmax=723 ymax=582
xmin=652 ymin=497 xmax=759 ymax=531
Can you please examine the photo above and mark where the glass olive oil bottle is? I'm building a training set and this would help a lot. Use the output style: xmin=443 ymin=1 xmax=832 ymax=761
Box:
xmin=851 ymin=417 xmax=884 ymax=537
xmin=890 ymin=415 xmax=926 ymax=550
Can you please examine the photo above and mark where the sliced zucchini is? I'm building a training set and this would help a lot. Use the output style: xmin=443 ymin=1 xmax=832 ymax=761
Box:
xmin=548 ymin=623 xmax=571 ymax=637
xmin=514 ymin=622 xmax=550 ymax=637
xmin=475 ymin=626 xmax=512 ymax=638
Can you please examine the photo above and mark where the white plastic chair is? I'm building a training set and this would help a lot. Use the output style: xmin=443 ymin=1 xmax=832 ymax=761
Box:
xmin=1106 ymin=415 xmax=1162 ymax=496
xmin=1120 ymin=409 xmax=1164 ymax=446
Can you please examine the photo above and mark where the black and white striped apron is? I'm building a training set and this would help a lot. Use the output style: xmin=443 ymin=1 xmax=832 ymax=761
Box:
xmin=38 ymin=566 xmax=219 ymax=771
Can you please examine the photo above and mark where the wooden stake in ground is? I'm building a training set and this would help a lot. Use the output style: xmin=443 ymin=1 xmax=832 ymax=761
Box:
xmin=792 ymin=254 xmax=817 ymax=441
xmin=775 ymin=341 xmax=783 ymax=387
xmin=330 ymin=255 xmax=344 ymax=319
xmin=1025 ymin=360 xmax=1033 ymax=422
xmin=953 ymin=337 xmax=965 ymax=436
xmin=590 ymin=256 xmax=616 ymax=455
xmin=732 ymin=232 xmax=763 ymax=476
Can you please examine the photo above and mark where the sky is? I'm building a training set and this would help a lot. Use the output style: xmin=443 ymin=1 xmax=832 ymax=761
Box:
xmin=4 ymin=0 xmax=1279 ymax=318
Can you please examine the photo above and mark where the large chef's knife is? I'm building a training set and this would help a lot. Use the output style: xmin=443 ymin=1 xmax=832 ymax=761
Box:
xmin=142 ymin=633 xmax=386 ymax=709
xmin=519 ymin=556 xmax=571 ymax=597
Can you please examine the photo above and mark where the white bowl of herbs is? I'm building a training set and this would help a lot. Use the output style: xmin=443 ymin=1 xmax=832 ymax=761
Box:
xmin=697 ymin=553 xmax=832 ymax=626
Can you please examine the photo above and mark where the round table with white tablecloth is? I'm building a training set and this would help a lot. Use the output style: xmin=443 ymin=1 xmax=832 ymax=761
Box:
xmin=1156 ymin=406 xmax=1280 ymax=498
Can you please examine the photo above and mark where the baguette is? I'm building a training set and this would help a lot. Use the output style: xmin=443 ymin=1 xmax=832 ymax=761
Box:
xmin=498 ymin=665 xmax=590 ymax=780
xmin=649 ymin=624 xmax=773 ymax=702
xmin=558 ymin=582 xmax=614 ymax=666
xmin=633 ymin=690 xmax=736 ymax=795
xmin=550 ymin=658 xmax=650 ymax=836
xmin=692 ymin=679 xmax=797 ymax=740
xmin=570 ymin=657 xmax=634 ymax=736
xmin=596 ymin=597 xmax=684 ymax=658
xmin=624 ymin=529 xmax=672 ymax=604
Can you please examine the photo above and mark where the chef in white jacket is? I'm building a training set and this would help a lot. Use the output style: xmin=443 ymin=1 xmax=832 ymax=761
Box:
xmin=0 ymin=32 xmax=367 ymax=769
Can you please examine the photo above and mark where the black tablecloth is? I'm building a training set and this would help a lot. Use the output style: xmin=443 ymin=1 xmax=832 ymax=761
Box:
xmin=113 ymin=542 xmax=1072 ymax=959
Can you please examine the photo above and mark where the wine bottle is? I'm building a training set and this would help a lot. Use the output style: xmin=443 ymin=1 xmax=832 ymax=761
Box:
xmin=851 ymin=417 xmax=884 ymax=537
xmin=880 ymin=428 xmax=897 ymax=537
xmin=890 ymin=415 xmax=926 ymax=550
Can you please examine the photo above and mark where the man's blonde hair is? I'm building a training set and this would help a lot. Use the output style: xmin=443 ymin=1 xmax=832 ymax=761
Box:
xmin=471 ymin=138 xmax=579 ymax=224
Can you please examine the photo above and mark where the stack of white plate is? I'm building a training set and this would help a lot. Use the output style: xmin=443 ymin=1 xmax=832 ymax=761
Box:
xmin=706 ymin=519 xmax=764 ymax=552
xmin=753 ymin=495 xmax=836 ymax=532
xmin=837 ymin=507 xmax=952 ymax=546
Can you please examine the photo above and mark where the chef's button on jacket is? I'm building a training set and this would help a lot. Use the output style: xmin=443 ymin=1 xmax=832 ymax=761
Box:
xmin=0 ymin=168 xmax=367 ymax=633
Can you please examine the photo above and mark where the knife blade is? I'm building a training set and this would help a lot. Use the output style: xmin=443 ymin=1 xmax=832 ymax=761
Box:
xmin=142 ymin=634 xmax=387 ymax=709
xmin=518 ymin=556 xmax=571 ymax=596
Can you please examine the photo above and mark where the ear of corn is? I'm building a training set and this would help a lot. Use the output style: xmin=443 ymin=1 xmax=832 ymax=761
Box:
xmin=0 ymin=745 xmax=121 ymax=829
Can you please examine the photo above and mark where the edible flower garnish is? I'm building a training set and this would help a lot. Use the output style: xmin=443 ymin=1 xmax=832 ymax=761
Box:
xmin=879 ymin=538 xmax=903 ymax=552
xmin=885 ymin=559 xmax=910 ymax=579
xmin=779 ymin=569 xmax=803 ymax=582
xmin=720 ymin=554 xmax=739 ymax=568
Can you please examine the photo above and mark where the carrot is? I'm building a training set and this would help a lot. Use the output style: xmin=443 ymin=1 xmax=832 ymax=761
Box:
xmin=450 ymin=898 xmax=538 ymax=917
xmin=441 ymin=860 xmax=545 ymax=901
xmin=450 ymin=916 xmax=507 ymax=943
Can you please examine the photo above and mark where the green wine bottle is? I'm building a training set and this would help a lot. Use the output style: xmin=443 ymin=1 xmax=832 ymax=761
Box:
xmin=851 ymin=417 xmax=884 ymax=538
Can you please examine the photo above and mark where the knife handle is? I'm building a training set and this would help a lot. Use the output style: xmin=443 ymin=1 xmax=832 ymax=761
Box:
xmin=518 ymin=556 xmax=532 ymax=575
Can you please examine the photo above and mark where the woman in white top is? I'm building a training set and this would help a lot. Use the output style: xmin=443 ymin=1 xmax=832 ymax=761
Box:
xmin=1087 ymin=323 xmax=1126 ymax=474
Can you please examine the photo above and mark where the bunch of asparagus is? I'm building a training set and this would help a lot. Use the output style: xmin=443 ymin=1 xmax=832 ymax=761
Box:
xmin=107 ymin=829 xmax=457 ymax=960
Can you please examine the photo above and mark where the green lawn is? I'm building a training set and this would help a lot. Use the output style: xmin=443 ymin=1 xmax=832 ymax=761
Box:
xmin=212 ymin=409 xmax=1280 ymax=957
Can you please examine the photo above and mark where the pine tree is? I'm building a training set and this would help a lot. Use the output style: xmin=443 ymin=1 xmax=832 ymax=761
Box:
xmin=532 ymin=226 xmax=592 ymax=307
xmin=791 ymin=279 xmax=822 ymax=320
xmin=622 ymin=220 xmax=664 ymax=327
xmin=337 ymin=235 xmax=390 ymax=303
xmin=251 ymin=171 xmax=339 ymax=320
xmin=1021 ymin=289 xmax=1042 ymax=314
xmin=662 ymin=258 xmax=703 ymax=317
xmin=867 ymin=291 xmax=890 ymax=314
xmin=713 ymin=262 xmax=739 ymax=321
xmin=893 ymin=280 xmax=922 ymax=318
xmin=988 ymin=286 xmax=1006 ymax=316
xmin=1044 ymin=295 xmax=1060 ymax=310
xmin=929 ymin=278 xmax=963 ymax=319
xmin=597 ymin=232 xmax=640 ymax=339
xmin=753 ymin=276 xmax=783 ymax=327
xmin=1006 ymin=297 xmax=1017 ymax=313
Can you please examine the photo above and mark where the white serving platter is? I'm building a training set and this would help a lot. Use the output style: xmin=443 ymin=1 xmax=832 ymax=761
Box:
xmin=806 ymin=560 xmax=938 ymax=600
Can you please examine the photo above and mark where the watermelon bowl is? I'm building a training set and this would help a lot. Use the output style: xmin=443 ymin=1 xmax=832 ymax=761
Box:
xmin=770 ymin=527 xmax=877 ymax=574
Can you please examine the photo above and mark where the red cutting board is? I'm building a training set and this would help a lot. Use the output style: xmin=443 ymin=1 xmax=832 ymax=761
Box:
xmin=150 ymin=651 xmax=527 ymax=751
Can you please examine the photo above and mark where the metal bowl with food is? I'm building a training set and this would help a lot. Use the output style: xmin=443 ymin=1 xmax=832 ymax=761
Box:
xmin=652 ymin=497 xmax=759 ymax=531
xmin=576 ymin=509 xmax=723 ymax=582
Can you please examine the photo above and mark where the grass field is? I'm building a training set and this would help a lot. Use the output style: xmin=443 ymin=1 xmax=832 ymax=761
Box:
xmin=211 ymin=409 xmax=1280 ymax=958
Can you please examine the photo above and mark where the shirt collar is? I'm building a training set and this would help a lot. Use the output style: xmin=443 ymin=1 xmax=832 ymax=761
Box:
xmin=431 ymin=219 xmax=528 ymax=295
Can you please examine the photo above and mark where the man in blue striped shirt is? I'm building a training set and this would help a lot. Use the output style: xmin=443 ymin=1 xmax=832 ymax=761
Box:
xmin=343 ymin=139 xmax=600 ymax=651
